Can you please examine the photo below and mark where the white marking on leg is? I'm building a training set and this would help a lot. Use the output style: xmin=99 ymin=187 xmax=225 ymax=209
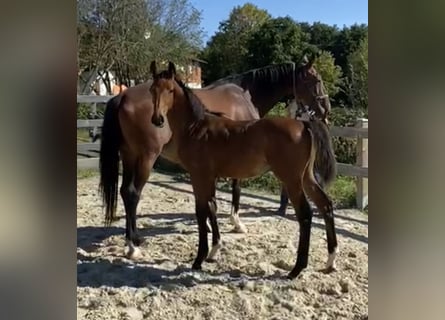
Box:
xmin=326 ymin=246 xmax=338 ymax=270
xmin=207 ymin=243 xmax=221 ymax=260
xmin=230 ymin=212 xmax=247 ymax=233
xmin=125 ymin=241 xmax=141 ymax=259
xmin=206 ymin=219 xmax=212 ymax=231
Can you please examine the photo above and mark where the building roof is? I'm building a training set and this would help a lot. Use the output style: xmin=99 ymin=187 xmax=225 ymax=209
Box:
xmin=191 ymin=57 xmax=208 ymax=64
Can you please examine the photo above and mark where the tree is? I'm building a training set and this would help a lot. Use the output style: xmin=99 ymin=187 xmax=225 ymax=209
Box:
xmin=344 ymin=35 xmax=368 ymax=109
xmin=331 ymin=23 xmax=368 ymax=73
xmin=298 ymin=22 xmax=340 ymax=53
xmin=77 ymin=0 xmax=204 ymax=91
xmin=313 ymin=50 xmax=343 ymax=98
xmin=200 ymin=3 xmax=271 ymax=83
xmin=245 ymin=16 xmax=308 ymax=68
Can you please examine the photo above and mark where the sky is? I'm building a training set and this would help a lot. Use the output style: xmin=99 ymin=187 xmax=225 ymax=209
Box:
xmin=190 ymin=0 xmax=368 ymax=43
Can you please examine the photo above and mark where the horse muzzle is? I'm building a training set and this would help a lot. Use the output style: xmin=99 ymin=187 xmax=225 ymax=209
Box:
xmin=151 ymin=114 xmax=165 ymax=128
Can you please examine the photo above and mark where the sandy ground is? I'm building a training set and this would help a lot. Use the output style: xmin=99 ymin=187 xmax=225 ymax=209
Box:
xmin=77 ymin=172 xmax=368 ymax=320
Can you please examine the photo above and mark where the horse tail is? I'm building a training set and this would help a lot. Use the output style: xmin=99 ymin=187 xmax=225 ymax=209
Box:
xmin=303 ymin=120 xmax=337 ymax=187
xmin=99 ymin=94 xmax=122 ymax=226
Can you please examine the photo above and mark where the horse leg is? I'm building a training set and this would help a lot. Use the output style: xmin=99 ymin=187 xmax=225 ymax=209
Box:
xmin=132 ymin=152 xmax=159 ymax=254
xmin=229 ymin=179 xmax=247 ymax=233
xmin=276 ymin=184 xmax=289 ymax=216
xmin=121 ymin=152 xmax=158 ymax=259
xmin=191 ymin=176 xmax=219 ymax=270
xmin=120 ymin=158 xmax=141 ymax=259
xmin=277 ymin=170 xmax=325 ymax=217
xmin=284 ymin=181 xmax=314 ymax=279
xmin=206 ymin=191 xmax=221 ymax=263
xmin=303 ymin=173 xmax=338 ymax=273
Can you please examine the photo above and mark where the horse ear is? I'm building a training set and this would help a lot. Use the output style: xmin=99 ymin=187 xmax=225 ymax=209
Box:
xmin=307 ymin=51 xmax=320 ymax=69
xmin=299 ymin=54 xmax=309 ymax=67
xmin=150 ymin=61 xmax=157 ymax=77
xmin=168 ymin=61 xmax=176 ymax=78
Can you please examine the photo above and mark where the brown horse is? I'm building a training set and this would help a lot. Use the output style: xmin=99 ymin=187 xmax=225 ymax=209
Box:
xmin=207 ymin=57 xmax=331 ymax=120
xmin=207 ymin=56 xmax=335 ymax=215
xmin=99 ymin=56 xmax=333 ymax=258
xmin=149 ymin=61 xmax=338 ymax=279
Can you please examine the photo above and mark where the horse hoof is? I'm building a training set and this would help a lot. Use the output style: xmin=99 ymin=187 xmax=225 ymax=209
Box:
xmin=286 ymin=273 xmax=296 ymax=280
xmin=321 ymin=266 xmax=336 ymax=274
xmin=133 ymin=237 xmax=144 ymax=246
xmin=288 ymin=266 xmax=304 ymax=279
xmin=276 ymin=209 xmax=286 ymax=217
xmin=206 ymin=258 xmax=217 ymax=263
xmin=125 ymin=246 xmax=142 ymax=260
xmin=192 ymin=262 xmax=202 ymax=270
xmin=231 ymin=224 xmax=247 ymax=234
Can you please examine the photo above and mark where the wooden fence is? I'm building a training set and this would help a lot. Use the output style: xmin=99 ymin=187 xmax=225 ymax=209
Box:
xmin=77 ymin=95 xmax=368 ymax=209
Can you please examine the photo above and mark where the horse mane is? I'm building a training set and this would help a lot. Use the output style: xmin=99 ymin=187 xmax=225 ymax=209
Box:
xmin=175 ymin=79 xmax=225 ymax=120
xmin=208 ymin=63 xmax=300 ymax=89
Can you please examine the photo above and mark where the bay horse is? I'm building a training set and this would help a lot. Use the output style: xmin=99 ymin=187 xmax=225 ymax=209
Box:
xmin=206 ymin=56 xmax=334 ymax=215
xmin=149 ymin=61 xmax=338 ymax=279
xmin=99 ymin=56 xmax=333 ymax=258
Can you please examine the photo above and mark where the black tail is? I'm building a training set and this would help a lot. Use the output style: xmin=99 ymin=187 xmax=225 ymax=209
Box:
xmin=99 ymin=95 xmax=122 ymax=225
xmin=303 ymin=120 xmax=337 ymax=187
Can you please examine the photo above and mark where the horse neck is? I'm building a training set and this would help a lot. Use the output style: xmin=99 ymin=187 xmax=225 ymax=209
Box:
xmin=248 ymin=71 xmax=294 ymax=117
xmin=167 ymin=86 xmax=197 ymax=136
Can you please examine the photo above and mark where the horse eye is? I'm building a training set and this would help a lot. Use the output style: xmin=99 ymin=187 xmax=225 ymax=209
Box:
xmin=169 ymin=89 xmax=174 ymax=93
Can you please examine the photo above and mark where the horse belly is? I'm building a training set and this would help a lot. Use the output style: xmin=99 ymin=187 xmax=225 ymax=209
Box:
xmin=160 ymin=139 xmax=181 ymax=164
xmin=216 ymin=149 xmax=269 ymax=179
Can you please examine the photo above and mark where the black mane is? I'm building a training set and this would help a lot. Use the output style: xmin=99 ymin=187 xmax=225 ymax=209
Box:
xmin=208 ymin=62 xmax=300 ymax=89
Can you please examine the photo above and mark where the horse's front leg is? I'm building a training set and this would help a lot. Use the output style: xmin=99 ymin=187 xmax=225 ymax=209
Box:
xmin=191 ymin=176 xmax=219 ymax=270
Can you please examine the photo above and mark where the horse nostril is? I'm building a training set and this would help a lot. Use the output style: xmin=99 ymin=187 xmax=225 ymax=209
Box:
xmin=151 ymin=115 xmax=165 ymax=128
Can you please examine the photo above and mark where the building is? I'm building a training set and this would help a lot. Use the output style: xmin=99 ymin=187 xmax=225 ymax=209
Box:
xmin=78 ymin=58 xmax=206 ymax=95
xmin=183 ymin=58 xmax=207 ymax=88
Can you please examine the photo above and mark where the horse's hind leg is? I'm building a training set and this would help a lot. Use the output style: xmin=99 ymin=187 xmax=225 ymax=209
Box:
xmin=229 ymin=179 xmax=247 ymax=233
xmin=284 ymin=180 xmax=314 ymax=279
xmin=303 ymin=173 xmax=338 ymax=272
xmin=277 ymin=184 xmax=289 ymax=216
xmin=120 ymin=156 xmax=140 ymax=259
xmin=191 ymin=176 xmax=221 ymax=270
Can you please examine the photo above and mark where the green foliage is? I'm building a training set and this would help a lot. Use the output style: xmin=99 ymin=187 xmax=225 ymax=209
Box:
xmin=299 ymin=22 xmax=340 ymax=53
xmin=326 ymin=175 xmax=356 ymax=208
xmin=200 ymin=3 xmax=271 ymax=83
xmin=77 ymin=103 xmax=91 ymax=119
xmin=246 ymin=16 xmax=306 ymax=68
xmin=329 ymin=107 xmax=367 ymax=164
xmin=77 ymin=103 xmax=106 ymax=119
xmin=313 ymin=50 xmax=343 ymax=97
xmin=266 ymin=102 xmax=287 ymax=117
xmin=201 ymin=9 xmax=367 ymax=111
xmin=345 ymin=35 xmax=368 ymax=109
xmin=331 ymin=24 xmax=368 ymax=74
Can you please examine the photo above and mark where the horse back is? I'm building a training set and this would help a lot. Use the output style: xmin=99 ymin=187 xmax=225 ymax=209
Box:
xmin=194 ymin=83 xmax=260 ymax=121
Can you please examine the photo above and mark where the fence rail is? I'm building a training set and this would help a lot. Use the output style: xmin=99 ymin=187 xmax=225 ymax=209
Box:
xmin=77 ymin=95 xmax=368 ymax=209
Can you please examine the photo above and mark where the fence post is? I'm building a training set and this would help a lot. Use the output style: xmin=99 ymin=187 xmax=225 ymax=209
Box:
xmin=90 ymin=102 xmax=98 ymax=142
xmin=356 ymin=118 xmax=368 ymax=209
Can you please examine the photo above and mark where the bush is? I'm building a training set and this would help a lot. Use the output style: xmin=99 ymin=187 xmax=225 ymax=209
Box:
xmin=77 ymin=103 xmax=91 ymax=119
xmin=329 ymin=107 xmax=367 ymax=164
xmin=77 ymin=103 xmax=106 ymax=120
